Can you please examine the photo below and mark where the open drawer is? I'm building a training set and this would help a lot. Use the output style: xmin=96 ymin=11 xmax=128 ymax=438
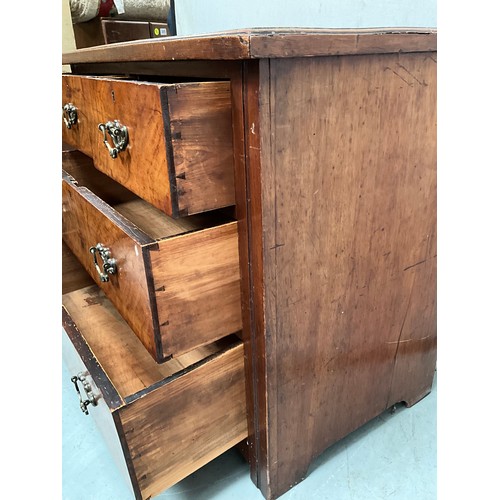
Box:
xmin=62 ymin=74 xmax=235 ymax=217
xmin=62 ymin=150 xmax=242 ymax=362
xmin=62 ymin=280 xmax=247 ymax=500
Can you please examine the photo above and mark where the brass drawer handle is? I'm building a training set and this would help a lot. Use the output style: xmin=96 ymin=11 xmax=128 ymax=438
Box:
xmin=62 ymin=103 xmax=78 ymax=129
xmin=90 ymin=243 xmax=117 ymax=282
xmin=98 ymin=120 xmax=128 ymax=158
xmin=71 ymin=372 xmax=98 ymax=415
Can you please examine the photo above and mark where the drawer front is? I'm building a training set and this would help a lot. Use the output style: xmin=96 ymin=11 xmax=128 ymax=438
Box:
xmin=62 ymin=293 xmax=247 ymax=500
xmin=62 ymin=171 xmax=158 ymax=357
xmin=62 ymin=169 xmax=242 ymax=362
xmin=87 ymin=76 xmax=173 ymax=215
xmin=62 ymin=75 xmax=235 ymax=217
xmin=62 ymin=77 xmax=94 ymax=157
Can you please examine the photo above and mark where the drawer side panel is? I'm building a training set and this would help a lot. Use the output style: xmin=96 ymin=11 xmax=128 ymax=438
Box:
xmin=164 ymin=82 xmax=235 ymax=216
xmin=62 ymin=241 xmax=94 ymax=294
xmin=117 ymin=343 xmax=247 ymax=499
xmin=151 ymin=221 xmax=243 ymax=357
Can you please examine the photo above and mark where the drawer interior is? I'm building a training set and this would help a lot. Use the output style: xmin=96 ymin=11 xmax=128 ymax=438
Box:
xmin=63 ymin=151 xmax=235 ymax=242
xmin=63 ymin=283 xmax=239 ymax=400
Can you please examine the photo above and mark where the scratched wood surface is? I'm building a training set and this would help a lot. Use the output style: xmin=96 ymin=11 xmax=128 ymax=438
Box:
xmin=61 ymin=31 xmax=438 ymax=499
xmin=62 ymin=28 xmax=436 ymax=65
xmin=242 ymin=52 xmax=437 ymax=498
xmin=234 ymin=60 xmax=269 ymax=489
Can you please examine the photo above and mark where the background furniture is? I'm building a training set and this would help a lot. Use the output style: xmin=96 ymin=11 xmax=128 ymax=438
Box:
xmin=65 ymin=0 xmax=176 ymax=48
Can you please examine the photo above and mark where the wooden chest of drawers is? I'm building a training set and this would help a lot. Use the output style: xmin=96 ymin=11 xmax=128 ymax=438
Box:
xmin=62 ymin=28 xmax=437 ymax=500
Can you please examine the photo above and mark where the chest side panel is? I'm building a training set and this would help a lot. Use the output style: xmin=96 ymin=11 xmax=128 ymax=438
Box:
xmin=259 ymin=52 xmax=437 ymax=494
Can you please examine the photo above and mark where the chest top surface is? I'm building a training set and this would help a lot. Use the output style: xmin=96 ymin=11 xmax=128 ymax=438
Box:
xmin=62 ymin=27 xmax=437 ymax=65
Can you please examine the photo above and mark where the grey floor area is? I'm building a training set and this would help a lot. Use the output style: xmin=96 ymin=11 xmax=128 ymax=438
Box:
xmin=62 ymin=365 xmax=436 ymax=500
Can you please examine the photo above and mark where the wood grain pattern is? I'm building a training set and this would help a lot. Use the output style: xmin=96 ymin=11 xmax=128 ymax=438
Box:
xmin=236 ymin=59 xmax=270 ymax=492
xmin=118 ymin=342 xmax=247 ymax=499
xmin=241 ymin=52 xmax=437 ymax=498
xmin=62 ymin=75 xmax=94 ymax=156
xmin=62 ymin=28 xmax=436 ymax=64
xmin=62 ymin=173 xmax=158 ymax=356
xmin=222 ymin=62 xmax=275 ymax=485
xmin=150 ymin=221 xmax=242 ymax=357
xmin=63 ymin=33 xmax=250 ymax=64
xmin=165 ymin=82 xmax=235 ymax=215
xmin=61 ymin=33 xmax=439 ymax=500
xmin=112 ymin=199 xmax=205 ymax=240
xmin=249 ymin=31 xmax=437 ymax=58
xmin=387 ymin=227 xmax=437 ymax=407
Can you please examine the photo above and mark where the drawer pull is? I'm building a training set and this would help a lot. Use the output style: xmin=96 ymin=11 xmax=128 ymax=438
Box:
xmin=71 ymin=372 xmax=98 ymax=415
xmin=62 ymin=103 xmax=78 ymax=129
xmin=90 ymin=243 xmax=117 ymax=282
xmin=98 ymin=120 xmax=128 ymax=158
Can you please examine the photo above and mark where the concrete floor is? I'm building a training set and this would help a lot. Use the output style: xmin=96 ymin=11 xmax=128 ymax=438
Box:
xmin=62 ymin=365 xmax=436 ymax=500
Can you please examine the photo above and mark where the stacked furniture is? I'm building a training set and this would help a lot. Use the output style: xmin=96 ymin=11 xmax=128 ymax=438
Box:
xmin=62 ymin=28 xmax=437 ymax=500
